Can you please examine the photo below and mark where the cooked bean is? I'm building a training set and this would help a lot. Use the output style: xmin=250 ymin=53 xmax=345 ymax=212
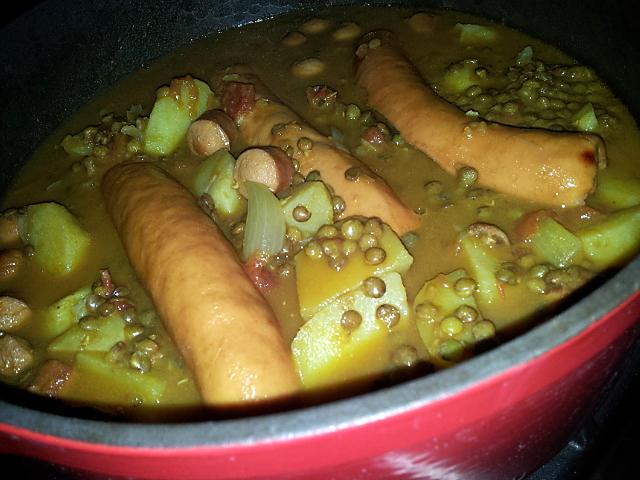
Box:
xmin=332 ymin=22 xmax=361 ymax=41
xmin=0 ymin=296 xmax=31 ymax=331
xmin=292 ymin=58 xmax=325 ymax=78
xmin=300 ymin=18 xmax=331 ymax=34
xmin=292 ymin=205 xmax=311 ymax=222
xmin=364 ymin=246 xmax=386 ymax=265
xmin=392 ymin=345 xmax=418 ymax=367
xmin=376 ymin=304 xmax=400 ymax=328
xmin=407 ymin=12 xmax=437 ymax=33
xmin=341 ymin=219 xmax=363 ymax=240
xmin=0 ymin=249 xmax=25 ymax=282
xmin=281 ymin=31 xmax=306 ymax=47
xmin=362 ymin=276 xmax=386 ymax=298
xmin=341 ymin=309 xmax=362 ymax=330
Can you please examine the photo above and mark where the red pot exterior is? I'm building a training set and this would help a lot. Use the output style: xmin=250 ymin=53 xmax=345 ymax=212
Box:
xmin=1 ymin=290 xmax=638 ymax=480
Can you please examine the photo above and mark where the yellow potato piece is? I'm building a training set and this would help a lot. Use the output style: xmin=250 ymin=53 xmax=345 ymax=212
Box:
xmin=295 ymin=224 xmax=413 ymax=320
xmin=292 ymin=271 xmax=410 ymax=390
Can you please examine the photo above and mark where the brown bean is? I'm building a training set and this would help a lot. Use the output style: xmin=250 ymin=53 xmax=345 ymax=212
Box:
xmin=0 ymin=249 xmax=25 ymax=282
xmin=0 ymin=210 xmax=21 ymax=247
xmin=186 ymin=109 xmax=237 ymax=156
xmin=234 ymin=146 xmax=295 ymax=196
xmin=0 ymin=296 xmax=31 ymax=331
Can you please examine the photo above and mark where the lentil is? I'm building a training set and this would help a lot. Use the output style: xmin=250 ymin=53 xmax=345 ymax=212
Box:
xmin=376 ymin=304 xmax=400 ymax=328
xmin=362 ymin=276 xmax=386 ymax=298
xmin=364 ymin=246 xmax=386 ymax=265
xmin=341 ymin=310 xmax=362 ymax=330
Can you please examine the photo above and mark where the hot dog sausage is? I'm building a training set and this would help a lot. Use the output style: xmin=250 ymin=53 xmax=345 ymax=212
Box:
xmin=355 ymin=33 xmax=606 ymax=207
xmin=102 ymin=162 xmax=299 ymax=406
xmin=217 ymin=69 xmax=421 ymax=235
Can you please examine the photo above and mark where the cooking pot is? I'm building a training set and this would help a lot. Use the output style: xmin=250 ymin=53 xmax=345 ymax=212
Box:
xmin=1 ymin=1 xmax=639 ymax=478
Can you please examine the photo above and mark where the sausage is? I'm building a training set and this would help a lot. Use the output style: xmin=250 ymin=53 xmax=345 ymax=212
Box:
xmin=28 ymin=359 xmax=74 ymax=398
xmin=217 ymin=68 xmax=420 ymax=235
xmin=355 ymin=33 xmax=606 ymax=207
xmin=186 ymin=109 xmax=237 ymax=156
xmin=102 ymin=162 xmax=300 ymax=406
xmin=234 ymin=146 xmax=294 ymax=196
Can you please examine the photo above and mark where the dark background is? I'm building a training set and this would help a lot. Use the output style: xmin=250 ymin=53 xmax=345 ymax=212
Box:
xmin=1 ymin=1 xmax=639 ymax=479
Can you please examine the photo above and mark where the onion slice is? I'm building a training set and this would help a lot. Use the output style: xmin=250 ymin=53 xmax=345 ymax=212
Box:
xmin=242 ymin=181 xmax=286 ymax=260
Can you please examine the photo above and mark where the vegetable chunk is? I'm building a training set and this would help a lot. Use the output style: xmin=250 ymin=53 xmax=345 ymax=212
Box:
xmin=413 ymin=269 xmax=495 ymax=366
xmin=144 ymin=77 xmax=215 ymax=157
xmin=281 ymin=181 xmax=334 ymax=239
xmin=75 ymin=352 xmax=166 ymax=405
xmin=295 ymin=223 xmax=413 ymax=319
xmin=292 ymin=271 xmax=410 ymax=389
xmin=577 ymin=205 xmax=640 ymax=270
xmin=44 ymin=286 xmax=91 ymax=338
xmin=20 ymin=202 xmax=91 ymax=276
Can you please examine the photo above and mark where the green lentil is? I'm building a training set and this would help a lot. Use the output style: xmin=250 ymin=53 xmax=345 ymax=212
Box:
xmin=341 ymin=309 xmax=362 ymax=330
xmin=458 ymin=166 xmax=478 ymax=187
xmin=441 ymin=316 xmax=464 ymax=336
xmin=415 ymin=302 xmax=438 ymax=322
xmin=526 ymin=277 xmax=547 ymax=294
xmin=78 ymin=316 xmax=99 ymax=331
xmin=364 ymin=218 xmax=383 ymax=237
xmin=322 ymin=238 xmax=342 ymax=258
xmin=304 ymin=240 xmax=324 ymax=259
xmin=358 ymin=233 xmax=378 ymax=250
xmin=328 ymin=255 xmax=346 ymax=272
xmin=362 ymin=276 xmax=386 ymax=298
xmin=342 ymin=239 xmax=358 ymax=256
xmin=455 ymin=304 xmax=478 ymax=323
xmin=345 ymin=104 xmax=361 ymax=120
xmin=364 ymin=246 xmax=386 ymax=265
xmin=332 ymin=196 xmax=346 ymax=216
xmin=345 ymin=167 xmax=361 ymax=181
xmin=439 ymin=339 xmax=464 ymax=362
xmin=454 ymin=277 xmax=477 ymax=297
xmin=317 ymin=224 xmax=339 ymax=239
xmin=306 ymin=170 xmax=321 ymax=182
xmin=495 ymin=268 xmax=517 ymax=285
xmin=472 ymin=320 xmax=496 ymax=341
xmin=392 ymin=345 xmax=418 ymax=368
xmin=529 ymin=264 xmax=551 ymax=278
xmin=376 ymin=304 xmax=401 ymax=328
xmin=129 ymin=352 xmax=151 ymax=373
xmin=341 ymin=219 xmax=364 ymax=240
xmin=297 ymin=137 xmax=314 ymax=151
xmin=292 ymin=205 xmax=311 ymax=222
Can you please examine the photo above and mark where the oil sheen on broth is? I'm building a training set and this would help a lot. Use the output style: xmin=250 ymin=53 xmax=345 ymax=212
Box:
xmin=1 ymin=6 xmax=639 ymax=418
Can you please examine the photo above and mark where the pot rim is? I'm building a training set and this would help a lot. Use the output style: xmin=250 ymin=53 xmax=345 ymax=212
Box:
xmin=1 ymin=255 xmax=638 ymax=448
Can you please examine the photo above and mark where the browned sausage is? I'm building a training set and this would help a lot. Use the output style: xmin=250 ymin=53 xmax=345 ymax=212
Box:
xmin=217 ymin=69 xmax=421 ymax=235
xmin=355 ymin=33 xmax=606 ymax=207
xmin=186 ymin=109 xmax=238 ymax=156
xmin=234 ymin=146 xmax=294 ymax=196
xmin=102 ymin=162 xmax=300 ymax=406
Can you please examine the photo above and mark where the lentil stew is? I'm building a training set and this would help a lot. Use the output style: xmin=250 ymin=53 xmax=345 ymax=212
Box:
xmin=1 ymin=5 xmax=639 ymax=419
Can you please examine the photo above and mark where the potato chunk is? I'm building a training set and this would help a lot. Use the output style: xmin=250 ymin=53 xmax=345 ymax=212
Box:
xmin=295 ymin=223 xmax=413 ymax=319
xmin=20 ymin=202 xmax=91 ymax=276
xmin=292 ymin=271 xmax=410 ymax=390
xmin=144 ymin=77 xmax=215 ymax=157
